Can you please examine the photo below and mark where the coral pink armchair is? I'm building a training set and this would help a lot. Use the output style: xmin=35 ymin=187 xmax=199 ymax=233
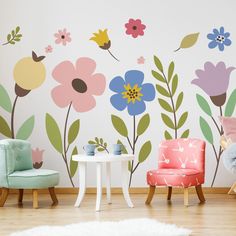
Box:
xmin=146 ymin=138 xmax=206 ymax=206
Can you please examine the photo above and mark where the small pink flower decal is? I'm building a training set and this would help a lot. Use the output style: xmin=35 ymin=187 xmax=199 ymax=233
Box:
xmin=32 ymin=148 xmax=44 ymax=169
xmin=54 ymin=28 xmax=71 ymax=46
xmin=125 ymin=19 xmax=146 ymax=38
xmin=52 ymin=57 xmax=106 ymax=112
xmin=137 ymin=56 xmax=145 ymax=64
xmin=45 ymin=45 xmax=53 ymax=53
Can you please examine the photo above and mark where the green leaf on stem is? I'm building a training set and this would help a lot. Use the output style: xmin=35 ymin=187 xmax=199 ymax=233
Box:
xmin=158 ymin=98 xmax=173 ymax=112
xmin=154 ymin=55 xmax=163 ymax=72
xmin=128 ymin=161 xmax=132 ymax=172
xmin=16 ymin=116 xmax=34 ymax=140
xmin=156 ymin=84 xmax=170 ymax=97
xmin=164 ymin=130 xmax=172 ymax=140
xmin=168 ymin=61 xmax=174 ymax=82
xmin=151 ymin=70 xmax=165 ymax=83
xmin=88 ymin=140 xmax=96 ymax=144
xmin=177 ymin=112 xmax=188 ymax=129
xmin=117 ymin=139 xmax=128 ymax=154
xmin=181 ymin=129 xmax=190 ymax=138
xmin=137 ymin=113 xmax=150 ymax=136
xmin=161 ymin=113 xmax=175 ymax=129
xmin=0 ymin=84 xmax=12 ymax=112
xmin=97 ymin=147 xmax=105 ymax=152
xmin=199 ymin=116 xmax=213 ymax=144
xmin=138 ymin=141 xmax=152 ymax=163
xmin=171 ymin=74 xmax=178 ymax=96
xmin=224 ymin=89 xmax=236 ymax=116
xmin=196 ymin=94 xmax=212 ymax=116
xmin=175 ymin=92 xmax=183 ymax=111
xmin=0 ymin=115 xmax=11 ymax=137
xmin=68 ymin=119 xmax=80 ymax=145
xmin=111 ymin=114 xmax=128 ymax=137
xmin=70 ymin=146 xmax=78 ymax=177
xmin=45 ymin=113 xmax=63 ymax=154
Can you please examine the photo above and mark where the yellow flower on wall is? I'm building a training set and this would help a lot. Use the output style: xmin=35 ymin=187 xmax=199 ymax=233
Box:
xmin=90 ymin=29 xmax=119 ymax=61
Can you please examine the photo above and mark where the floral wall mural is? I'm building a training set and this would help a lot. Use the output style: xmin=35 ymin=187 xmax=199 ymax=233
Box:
xmin=0 ymin=0 xmax=236 ymax=187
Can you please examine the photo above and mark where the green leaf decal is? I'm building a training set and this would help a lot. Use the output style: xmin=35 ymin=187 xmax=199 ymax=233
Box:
xmin=156 ymin=84 xmax=170 ymax=97
xmin=181 ymin=129 xmax=190 ymax=138
xmin=111 ymin=115 xmax=128 ymax=137
xmin=0 ymin=115 xmax=11 ymax=137
xmin=158 ymin=98 xmax=173 ymax=113
xmin=151 ymin=70 xmax=165 ymax=83
xmin=3 ymin=26 xmax=22 ymax=46
xmin=196 ymin=94 xmax=212 ymax=116
xmin=97 ymin=147 xmax=105 ymax=152
xmin=177 ymin=112 xmax=188 ymax=129
xmin=161 ymin=113 xmax=175 ymax=129
xmin=175 ymin=92 xmax=183 ymax=111
xmin=199 ymin=116 xmax=213 ymax=144
xmin=70 ymin=146 xmax=78 ymax=177
xmin=138 ymin=141 xmax=151 ymax=163
xmin=117 ymin=140 xmax=128 ymax=154
xmin=16 ymin=116 xmax=34 ymax=140
xmin=171 ymin=74 xmax=178 ymax=96
xmin=68 ymin=119 xmax=80 ymax=145
xmin=175 ymin=32 xmax=200 ymax=51
xmin=225 ymin=89 xmax=236 ymax=116
xmin=88 ymin=140 xmax=96 ymax=144
xmin=154 ymin=55 xmax=163 ymax=72
xmin=137 ymin=113 xmax=150 ymax=136
xmin=15 ymin=26 xmax=20 ymax=34
xmin=164 ymin=130 xmax=172 ymax=140
xmin=45 ymin=113 xmax=63 ymax=154
xmin=168 ymin=62 xmax=174 ymax=82
xmin=128 ymin=161 xmax=132 ymax=172
xmin=0 ymin=84 xmax=12 ymax=112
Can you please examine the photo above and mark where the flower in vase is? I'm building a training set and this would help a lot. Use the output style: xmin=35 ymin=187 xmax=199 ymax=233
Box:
xmin=109 ymin=70 xmax=155 ymax=116
xmin=51 ymin=57 xmax=106 ymax=112
xmin=32 ymin=148 xmax=44 ymax=169
xmin=192 ymin=61 xmax=235 ymax=106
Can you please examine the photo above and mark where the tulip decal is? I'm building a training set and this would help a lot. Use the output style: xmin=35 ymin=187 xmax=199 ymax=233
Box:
xmin=90 ymin=29 xmax=119 ymax=61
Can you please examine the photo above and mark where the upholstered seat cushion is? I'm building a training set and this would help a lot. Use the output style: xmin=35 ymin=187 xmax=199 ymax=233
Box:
xmin=7 ymin=169 xmax=59 ymax=189
xmin=147 ymin=168 xmax=204 ymax=187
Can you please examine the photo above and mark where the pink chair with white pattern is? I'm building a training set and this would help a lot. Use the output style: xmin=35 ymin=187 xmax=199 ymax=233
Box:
xmin=146 ymin=138 xmax=206 ymax=206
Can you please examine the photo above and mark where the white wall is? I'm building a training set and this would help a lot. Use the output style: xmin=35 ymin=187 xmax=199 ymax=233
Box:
xmin=0 ymin=0 xmax=236 ymax=187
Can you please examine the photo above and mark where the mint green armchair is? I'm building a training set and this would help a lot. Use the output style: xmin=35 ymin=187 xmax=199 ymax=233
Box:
xmin=0 ymin=139 xmax=59 ymax=208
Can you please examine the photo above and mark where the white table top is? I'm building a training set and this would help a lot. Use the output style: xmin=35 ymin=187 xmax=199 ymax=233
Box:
xmin=72 ymin=154 xmax=135 ymax=162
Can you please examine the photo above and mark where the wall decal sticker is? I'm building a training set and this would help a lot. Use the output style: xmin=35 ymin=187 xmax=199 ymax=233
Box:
xmin=152 ymin=55 xmax=189 ymax=139
xmin=54 ymin=28 xmax=71 ymax=46
xmin=90 ymin=29 xmax=119 ymax=61
xmin=46 ymin=57 xmax=106 ymax=187
xmin=45 ymin=45 xmax=53 ymax=53
xmin=88 ymin=137 xmax=109 ymax=153
xmin=125 ymin=19 xmax=146 ymax=38
xmin=0 ymin=51 xmax=45 ymax=139
xmin=32 ymin=148 xmax=44 ymax=169
xmin=174 ymin=33 xmax=199 ymax=52
xmin=2 ymin=26 xmax=22 ymax=46
xmin=137 ymin=56 xmax=145 ymax=64
xmin=109 ymin=70 xmax=155 ymax=186
xmin=192 ymin=61 xmax=236 ymax=186
xmin=207 ymin=27 xmax=231 ymax=51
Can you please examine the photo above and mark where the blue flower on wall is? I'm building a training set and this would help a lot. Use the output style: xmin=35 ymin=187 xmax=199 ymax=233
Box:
xmin=207 ymin=27 xmax=231 ymax=51
xmin=109 ymin=70 xmax=155 ymax=115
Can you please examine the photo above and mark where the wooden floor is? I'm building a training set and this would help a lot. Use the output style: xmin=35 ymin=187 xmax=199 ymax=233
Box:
xmin=0 ymin=193 xmax=236 ymax=236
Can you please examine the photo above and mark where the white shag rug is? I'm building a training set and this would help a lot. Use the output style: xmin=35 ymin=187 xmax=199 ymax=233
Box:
xmin=10 ymin=218 xmax=191 ymax=236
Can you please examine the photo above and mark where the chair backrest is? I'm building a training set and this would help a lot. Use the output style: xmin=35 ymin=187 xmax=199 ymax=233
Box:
xmin=0 ymin=139 xmax=33 ymax=187
xmin=158 ymin=138 xmax=206 ymax=172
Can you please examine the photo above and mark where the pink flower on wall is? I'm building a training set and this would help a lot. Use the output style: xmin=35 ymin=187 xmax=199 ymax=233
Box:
xmin=137 ymin=56 xmax=145 ymax=64
xmin=54 ymin=28 xmax=71 ymax=46
xmin=32 ymin=148 xmax=44 ymax=169
xmin=45 ymin=45 xmax=53 ymax=53
xmin=125 ymin=19 xmax=146 ymax=38
xmin=52 ymin=57 xmax=106 ymax=112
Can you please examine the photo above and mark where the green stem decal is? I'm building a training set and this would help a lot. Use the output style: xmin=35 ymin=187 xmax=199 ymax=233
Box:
xmin=88 ymin=137 xmax=109 ymax=153
xmin=11 ymin=95 xmax=18 ymax=138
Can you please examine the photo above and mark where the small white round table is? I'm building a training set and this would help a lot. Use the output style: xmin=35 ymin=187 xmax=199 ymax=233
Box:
xmin=72 ymin=154 xmax=135 ymax=211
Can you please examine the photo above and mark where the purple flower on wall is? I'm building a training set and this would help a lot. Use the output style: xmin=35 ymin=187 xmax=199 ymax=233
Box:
xmin=192 ymin=62 xmax=235 ymax=107
xmin=207 ymin=27 xmax=231 ymax=51
xmin=109 ymin=70 xmax=155 ymax=116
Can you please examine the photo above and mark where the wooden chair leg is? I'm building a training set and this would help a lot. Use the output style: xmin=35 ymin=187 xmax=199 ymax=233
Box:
xmin=0 ymin=188 xmax=9 ymax=207
xmin=145 ymin=186 xmax=156 ymax=205
xmin=195 ymin=185 xmax=206 ymax=203
xmin=48 ymin=187 xmax=58 ymax=205
xmin=18 ymin=189 xmax=24 ymax=204
xmin=32 ymin=189 xmax=38 ymax=209
xmin=184 ymin=187 xmax=189 ymax=206
xmin=167 ymin=186 xmax=172 ymax=200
